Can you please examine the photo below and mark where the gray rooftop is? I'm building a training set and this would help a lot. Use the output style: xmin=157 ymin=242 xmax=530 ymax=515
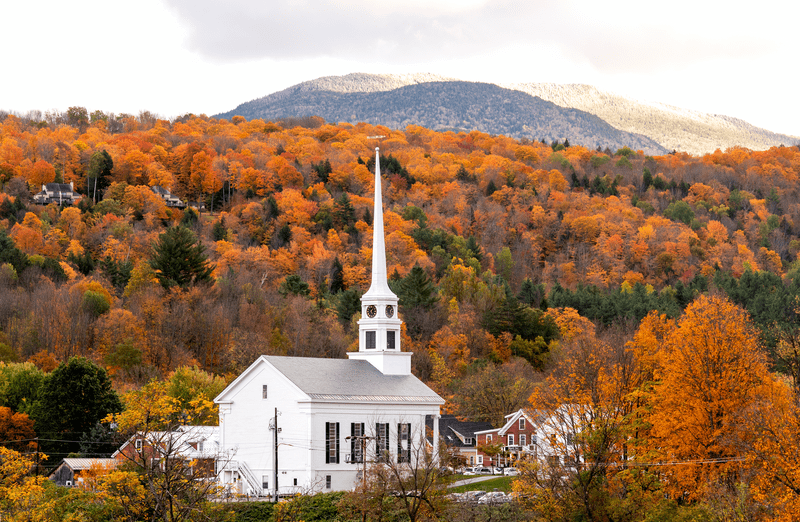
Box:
xmin=57 ymin=458 xmax=118 ymax=470
xmin=264 ymin=355 xmax=443 ymax=403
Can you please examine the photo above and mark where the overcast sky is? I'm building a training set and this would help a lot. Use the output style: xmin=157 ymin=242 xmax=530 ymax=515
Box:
xmin=3 ymin=0 xmax=798 ymax=137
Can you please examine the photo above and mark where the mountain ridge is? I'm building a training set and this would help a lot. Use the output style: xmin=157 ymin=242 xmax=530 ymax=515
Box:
xmin=216 ymin=73 xmax=797 ymax=156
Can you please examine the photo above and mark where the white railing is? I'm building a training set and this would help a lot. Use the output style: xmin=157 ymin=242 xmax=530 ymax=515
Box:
xmin=237 ymin=461 xmax=264 ymax=497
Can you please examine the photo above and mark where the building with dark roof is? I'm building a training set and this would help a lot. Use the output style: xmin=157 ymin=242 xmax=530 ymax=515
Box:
xmin=33 ymin=182 xmax=82 ymax=205
xmin=426 ymin=414 xmax=494 ymax=467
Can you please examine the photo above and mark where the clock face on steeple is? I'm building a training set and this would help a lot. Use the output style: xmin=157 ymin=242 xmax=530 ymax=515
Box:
xmin=385 ymin=305 xmax=394 ymax=318
xmin=366 ymin=305 xmax=377 ymax=318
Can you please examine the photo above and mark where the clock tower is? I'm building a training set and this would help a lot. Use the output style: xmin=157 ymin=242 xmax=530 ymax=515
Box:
xmin=348 ymin=147 xmax=411 ymax=375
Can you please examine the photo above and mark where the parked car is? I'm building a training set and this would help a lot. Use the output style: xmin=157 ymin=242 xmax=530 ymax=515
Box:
xmin=504 ymin=467 xmax=520 ymax=476
xmin=476 ymin=467 xmax=493 ymax=475
xmin=462 ymin=490 xmax=487 ymax=503
xmin=462 ymin=467 xmax=479 ymax=475
xmin=479 ymin=491 xmax=510 ymax=504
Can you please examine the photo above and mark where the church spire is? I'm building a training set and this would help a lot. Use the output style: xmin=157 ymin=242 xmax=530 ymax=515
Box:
xmin=363 ymin=147 xmax=396 ymax=300
xmin=348 ymin=146 xmax=411 ymax=375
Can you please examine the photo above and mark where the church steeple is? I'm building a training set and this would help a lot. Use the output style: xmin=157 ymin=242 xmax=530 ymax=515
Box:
xmin=348 ymin=147 xmax=411 ymax=375
xmin=362 ymin=147 xmax=395 ymax=301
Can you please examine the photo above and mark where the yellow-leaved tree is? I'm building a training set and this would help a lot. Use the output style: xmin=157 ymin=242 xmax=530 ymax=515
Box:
xmin=105 ymin=371 xmax=227 ymax=522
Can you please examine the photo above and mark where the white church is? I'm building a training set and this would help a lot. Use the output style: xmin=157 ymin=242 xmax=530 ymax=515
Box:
xmin=214 ymin=148 xmax=444 ymax=497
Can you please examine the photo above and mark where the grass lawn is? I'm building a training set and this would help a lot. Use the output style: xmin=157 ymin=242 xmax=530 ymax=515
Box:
xmin=449 ymin=476 xmax=514 ymax=493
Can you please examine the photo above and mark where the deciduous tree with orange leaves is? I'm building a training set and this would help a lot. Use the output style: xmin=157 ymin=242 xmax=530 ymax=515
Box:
xmin=644 ymin=294 xmax=772 ymax=502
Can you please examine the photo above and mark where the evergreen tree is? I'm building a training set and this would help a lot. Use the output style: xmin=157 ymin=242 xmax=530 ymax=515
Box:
xmin=330 ymin=257 xmax=345 ymax=294
xmin=312 ymin=159 xmax=332 ymax=183
xmin=266 ymin=195 xmax=280 ymax=220
xmin=212 ymin=217 xmax=228 ymax=241
xmin=518 ymin=278 xmax=548 ymax=309
xmin=332 ymin=193 xmax=356 ymax=229
xmin=336 ymin=289 xmax=362 ymax=327
xmin=396 ymin=265 xmax=439 ymax=309
xmin=100 ymin=256 xmax=133 ymax=293
xmin=642 ymin=167 xmax=653 ymax=191
xmin=275 ymin=223 xmax=292 ymax=247
xmin=0 ymin=230 xmax=28 ymax=274
xmin=67 ymin=250 xmax=95 ymax=276
xmin=465 ymin=236 xmax=484 ymax=263
xmin=279 ymin=274 xmax=311 ymax=297
xmin=149 ymin=226 xmax=214 ymax=289
xmin=180 ymin=207 xmax=199 ymax=227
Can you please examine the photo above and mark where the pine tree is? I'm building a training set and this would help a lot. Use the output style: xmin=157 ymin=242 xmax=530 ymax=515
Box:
xmin=330 ymin=257 xmax=345 ymax=294
xmin=149 ymin=226 xmax=214 ymax=289
xmin=397 ymin=265 xmax=439 ymax=309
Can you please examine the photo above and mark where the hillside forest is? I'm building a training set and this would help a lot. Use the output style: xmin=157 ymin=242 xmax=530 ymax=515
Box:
xmin=3 ymin=108 xmax=800 ymax=519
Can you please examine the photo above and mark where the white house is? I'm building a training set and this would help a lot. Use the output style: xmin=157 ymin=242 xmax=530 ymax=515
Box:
xmin=33 ymin=182 xmax=82 ymax=205
xmin=214 ymin=147 xmax=444 ymax=498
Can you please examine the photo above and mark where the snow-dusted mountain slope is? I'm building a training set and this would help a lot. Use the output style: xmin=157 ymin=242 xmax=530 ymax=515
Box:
xmin=218 ymin=73 xmax=797 ymax=156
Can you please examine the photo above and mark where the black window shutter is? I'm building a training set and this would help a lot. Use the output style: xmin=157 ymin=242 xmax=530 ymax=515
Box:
xmin=397 ymin=423 xmax=402 ymax=461
xmin=359 ymin=423 xmax=364 ymax=462
xmin=325 ymin=422 xmax=331 ymax=464
xmin=335 ymin=422 xmax=340 ymax=464
xmin=351 ymin=423 xmax=356 ymax=458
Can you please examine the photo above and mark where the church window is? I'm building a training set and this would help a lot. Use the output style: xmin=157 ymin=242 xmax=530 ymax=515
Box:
xmin=376 ymin=423 xmax=390 ymax=461
xmin=262 ymin=385 xmax=268 ymax=399
xmin=397 ymin=423 xmax=411 ymax=463
xmin=387 ymin=330 xmax=396 ymax=349
xmin=350 ymin=423 xmax=365 ymax=463
xmin=325 ymin=475 xmax=332 ymax=489
xmin=366 ymin=331 xmax=376 ymax=349
xmin=325 ymin=422 xmax=340 ymax=464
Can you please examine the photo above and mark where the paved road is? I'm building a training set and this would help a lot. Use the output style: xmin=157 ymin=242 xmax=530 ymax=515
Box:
xmin=450 ymin=475 xmax=504 ymax=488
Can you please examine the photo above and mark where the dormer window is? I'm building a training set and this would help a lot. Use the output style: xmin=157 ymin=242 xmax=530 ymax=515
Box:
xmin=464 ymin=437 xmax=474 ymax=445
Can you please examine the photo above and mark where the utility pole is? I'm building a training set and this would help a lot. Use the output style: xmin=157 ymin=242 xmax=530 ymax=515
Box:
xmin=269 ymin=407 xmax=281 ymax=502
xmin=346 ymin=434 xmax=373 ymax=522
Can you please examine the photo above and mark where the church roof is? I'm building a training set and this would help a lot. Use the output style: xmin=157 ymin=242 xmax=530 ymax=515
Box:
xmin=263 ymin=355 xmax=443 ymax=404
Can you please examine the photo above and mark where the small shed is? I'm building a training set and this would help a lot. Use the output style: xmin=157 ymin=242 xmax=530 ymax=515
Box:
xmin=49 ymin=458 xmax=118 ymax=486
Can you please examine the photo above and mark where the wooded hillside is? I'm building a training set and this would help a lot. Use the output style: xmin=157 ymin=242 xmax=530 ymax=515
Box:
xmin=1 ymin=110 xmax=800 ymax=380
xmin=5 ymin=109 xmax=800 ymax=518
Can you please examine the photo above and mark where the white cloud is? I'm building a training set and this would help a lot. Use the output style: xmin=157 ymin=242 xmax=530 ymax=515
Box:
xmin=1 ymin=0 xmax=798 ymax=136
